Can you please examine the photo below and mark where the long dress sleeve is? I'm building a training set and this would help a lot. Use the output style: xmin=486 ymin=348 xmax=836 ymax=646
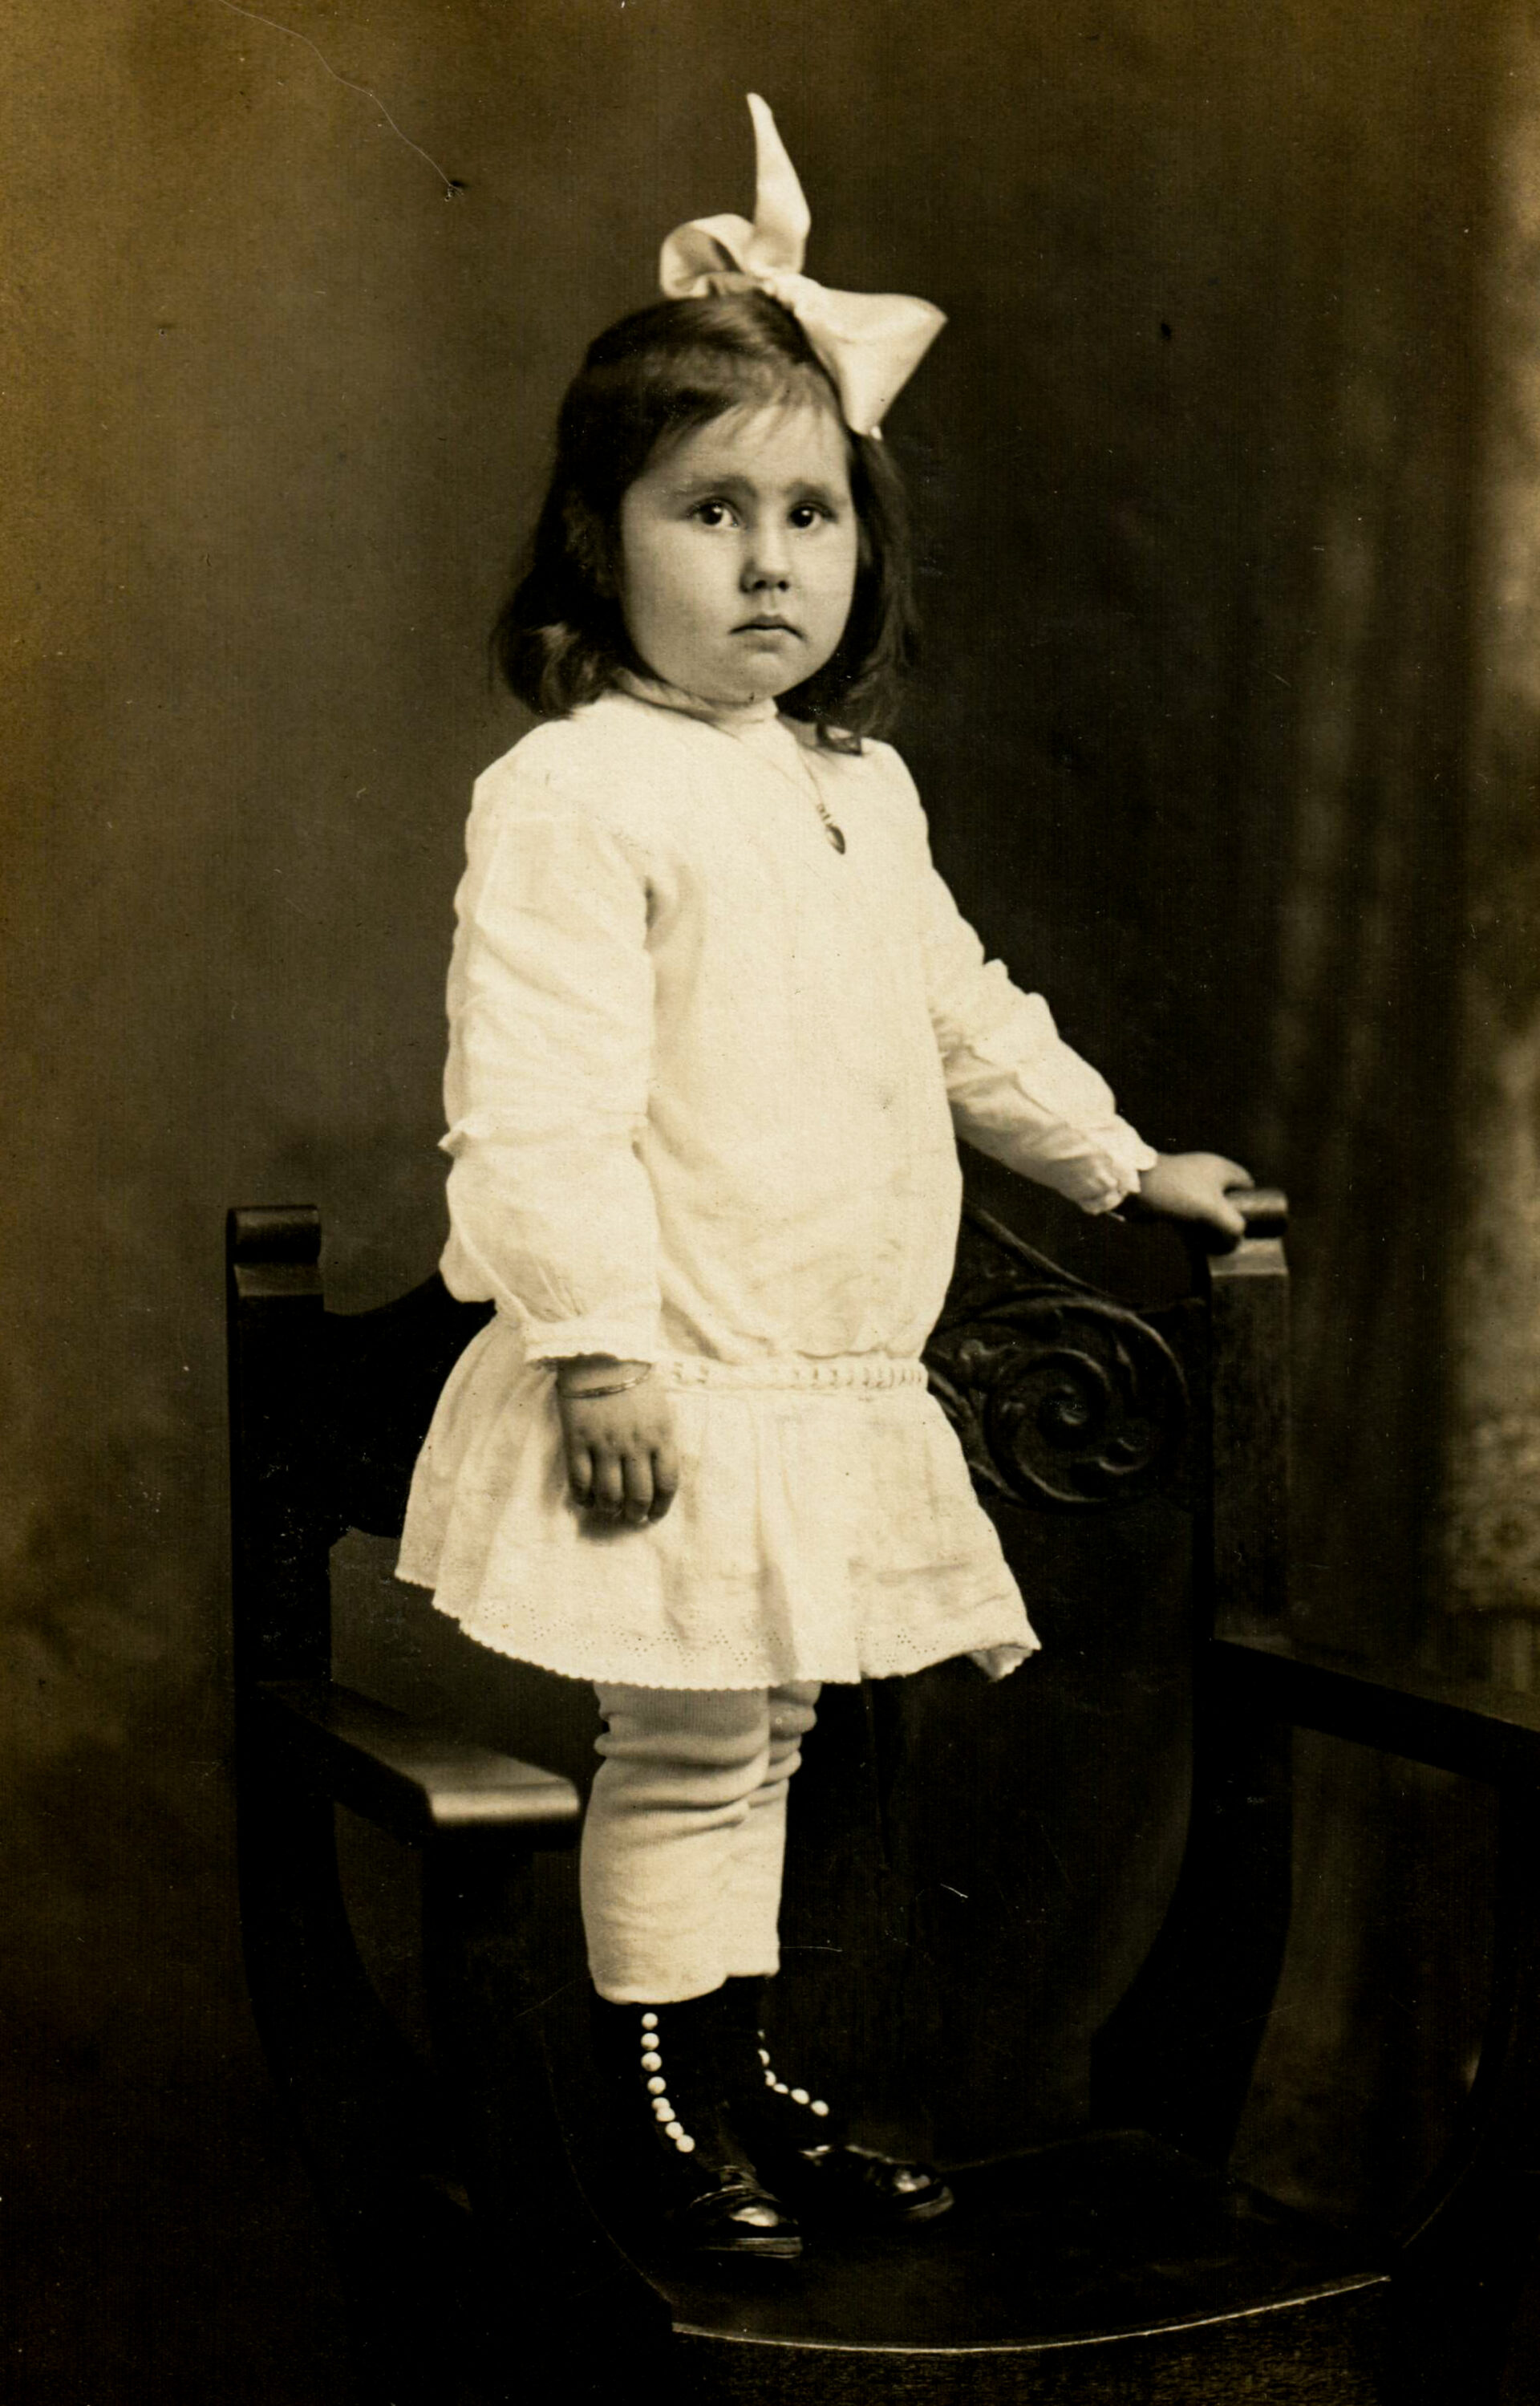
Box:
xmin=919 ymin=843 xmax=1157 ymax=1215
xmin=440 ymin=779 xmax=663 ymax=1362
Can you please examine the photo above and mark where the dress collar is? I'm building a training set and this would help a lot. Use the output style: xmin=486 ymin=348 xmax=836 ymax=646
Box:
xmin=615 ymin=670 xmax=781 ymax=732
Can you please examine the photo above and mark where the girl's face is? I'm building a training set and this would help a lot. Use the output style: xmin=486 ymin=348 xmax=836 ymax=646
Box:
xmin=617 ymin=401 xmax=860 ymax=708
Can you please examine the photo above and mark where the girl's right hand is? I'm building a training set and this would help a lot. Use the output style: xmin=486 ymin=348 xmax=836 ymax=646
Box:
xmin=555 ymin=1364 xmax=680 ymax=1528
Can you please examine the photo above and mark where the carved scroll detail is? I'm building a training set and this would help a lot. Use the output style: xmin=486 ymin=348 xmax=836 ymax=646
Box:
xmin=926 ymin=1295 xmax=1189 ymax=1511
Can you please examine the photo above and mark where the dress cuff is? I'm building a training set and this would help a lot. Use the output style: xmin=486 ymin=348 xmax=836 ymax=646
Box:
xmin=518 ymin=1314 xmax=663 ymax=1368
xmin=1064 ymin=1121 xmax=1158 ymax=1216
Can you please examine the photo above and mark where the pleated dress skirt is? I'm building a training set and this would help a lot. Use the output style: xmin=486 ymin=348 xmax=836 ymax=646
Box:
xmin=395 ymin=1316 xmax=1038 ymax=1690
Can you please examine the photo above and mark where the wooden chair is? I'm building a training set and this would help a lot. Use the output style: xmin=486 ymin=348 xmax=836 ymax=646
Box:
xmin=228 ymin=1184 xmax=1540 ymax=2405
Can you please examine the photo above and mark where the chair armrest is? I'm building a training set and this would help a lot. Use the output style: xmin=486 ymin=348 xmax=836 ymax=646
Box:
xmin=1212 ymin=1630 xmax=1540 ymax=1787
xmin=248 ymin=1679 xmax=583 ymax=1847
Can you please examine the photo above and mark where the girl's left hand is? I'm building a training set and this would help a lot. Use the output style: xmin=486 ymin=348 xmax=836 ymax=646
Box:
xmin=1136 ymin=1152 xmax=1254 ymax=1239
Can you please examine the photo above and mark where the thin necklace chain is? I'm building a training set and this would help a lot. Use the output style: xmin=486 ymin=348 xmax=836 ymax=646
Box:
xmin=618 ymin=678 xmax=849 ymax=855
xmin=721 ymin=722 xmax=848 ymax=856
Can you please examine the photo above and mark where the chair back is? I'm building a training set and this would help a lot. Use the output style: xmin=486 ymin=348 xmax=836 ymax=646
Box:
xmin=228 ymin=1175 xmax=1290 ymax=2169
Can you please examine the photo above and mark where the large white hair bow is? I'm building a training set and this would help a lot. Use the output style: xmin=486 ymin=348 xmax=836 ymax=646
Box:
xmin=659 ymin=94 xmax=944 ymax=440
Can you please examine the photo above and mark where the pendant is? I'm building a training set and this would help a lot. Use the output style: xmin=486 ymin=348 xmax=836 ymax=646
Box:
xmin=826 ymin=823 xmax=846 ymax=854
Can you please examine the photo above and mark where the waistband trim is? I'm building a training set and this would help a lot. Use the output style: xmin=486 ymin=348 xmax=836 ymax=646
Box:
xmin=655 ymin=1353 xmax=929 ymax=1394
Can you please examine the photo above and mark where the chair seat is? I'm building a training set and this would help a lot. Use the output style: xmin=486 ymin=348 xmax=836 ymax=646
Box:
xmin=614 ymin=2134 xmax=1389 ymax=2403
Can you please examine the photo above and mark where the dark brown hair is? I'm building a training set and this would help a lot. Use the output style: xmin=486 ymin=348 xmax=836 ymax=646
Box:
xmin=492 ymin=290 xmax=918 ymax=745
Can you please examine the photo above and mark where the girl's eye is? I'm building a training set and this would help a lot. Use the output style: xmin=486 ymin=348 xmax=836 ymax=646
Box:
xmin=789 ymin=504 xmax=830 ymax=529
xmin=691 ymin=500 xmax=738 ymax=528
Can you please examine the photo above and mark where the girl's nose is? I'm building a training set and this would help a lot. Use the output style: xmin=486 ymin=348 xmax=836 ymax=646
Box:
xmin=743 ymin=526 xmax=791 ymax=588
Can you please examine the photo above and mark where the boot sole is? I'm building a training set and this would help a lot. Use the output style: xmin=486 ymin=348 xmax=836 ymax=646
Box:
xmin=698 ymin=2233 xmax=804 ymax=2259
xmin=772 ymin=2175 xmax=956 ymax=2230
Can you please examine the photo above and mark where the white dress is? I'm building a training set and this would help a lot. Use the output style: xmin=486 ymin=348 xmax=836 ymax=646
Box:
xmin=395 ymin=689 xmax=1155 ymax=1690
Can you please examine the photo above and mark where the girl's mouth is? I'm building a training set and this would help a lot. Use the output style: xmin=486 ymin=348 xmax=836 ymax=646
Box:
xmin=734 ymin=617 xmax=799 ymax=635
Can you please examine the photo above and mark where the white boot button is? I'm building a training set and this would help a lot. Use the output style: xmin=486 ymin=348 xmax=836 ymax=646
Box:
xmin=646 ymin=2075 xmax=666 ymax=2095
xmin=811 ymin=2100 xmax=830 ymax=2116
xmin=652 ymin=2097 xmax=674 ymax=2120
xmin=791 ymin=2088 xmax=810 ymax=2106
xmin=675 ymin=2134 xmax=696 ymax=2154
xmin=665 ymin=2120 xmax=684 ymax=2141
xmin=641 ymin=2051 xmax=662 ymax=2071
xmin=640 ymin=2011 xmax=659 ymax=2030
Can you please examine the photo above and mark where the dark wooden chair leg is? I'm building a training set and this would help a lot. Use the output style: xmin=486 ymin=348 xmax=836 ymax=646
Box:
xmin=237 ymin=1744 xmax=460 ymax=2406
xmin=1391 ymin=1783 xmax=1540 ymax=2405
xmin=1091 ymin=1203 xmax=1295 ymax=2161
xmin=1089 ymin=1659 xmax=1293 ymax=2163
xmin=420 ymin=1840 xmax=670 ymax=2406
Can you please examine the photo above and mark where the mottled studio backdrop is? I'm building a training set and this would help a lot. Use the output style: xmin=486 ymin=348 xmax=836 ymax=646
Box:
xmin=4 ymin=2 xmax=1540 ymax=2398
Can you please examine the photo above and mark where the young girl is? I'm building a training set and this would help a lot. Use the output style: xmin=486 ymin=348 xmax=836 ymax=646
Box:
xmin=398 ymin=97 xmax=1250 ymax=2262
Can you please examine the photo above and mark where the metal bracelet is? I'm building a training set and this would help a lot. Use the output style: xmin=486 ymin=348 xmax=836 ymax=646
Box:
xmin=557 ymin=1363 xmax=656 ymax=1402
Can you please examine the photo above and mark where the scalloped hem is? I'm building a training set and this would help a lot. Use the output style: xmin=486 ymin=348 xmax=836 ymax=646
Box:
xmin=394 ymin=1560 xmax=1039 ymax=1692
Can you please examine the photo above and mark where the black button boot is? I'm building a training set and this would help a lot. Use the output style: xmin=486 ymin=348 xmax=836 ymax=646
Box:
xmin=717 ymin=1975 xmax=954 ymax=2228
xmin=589 ymin=1989 xmax=803 ymax=2259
